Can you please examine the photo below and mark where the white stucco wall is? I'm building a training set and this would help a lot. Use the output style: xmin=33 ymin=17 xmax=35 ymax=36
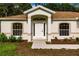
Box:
xmin=1 ymin=20 xmax=79 ymax=41
xmin=1 ymin=8 xmax=79 ymax=42
xmin=1 ymin=21 xmax=29 ymax=40
xmin=28 ymin=9 xmax=51 ymax=16
xmin=28 ymin=9 xmax=52 ymax=42
xmin=51 ymin=20 xmax=79 ymax=39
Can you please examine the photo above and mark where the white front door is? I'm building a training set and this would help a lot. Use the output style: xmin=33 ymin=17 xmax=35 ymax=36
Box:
xmin=35 ymin=23 xmax=44 ymax=36
xmin=33 ymin=23 xmax=46 ymax=39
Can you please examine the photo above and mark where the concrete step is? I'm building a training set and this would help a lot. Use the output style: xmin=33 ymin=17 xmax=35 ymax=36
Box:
xmin=32 ymin=40 xmax=47 ymax=49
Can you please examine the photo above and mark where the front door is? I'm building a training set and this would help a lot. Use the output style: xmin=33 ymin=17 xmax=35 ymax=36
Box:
xmin=33 ymin=23 xmax=46 ymax=39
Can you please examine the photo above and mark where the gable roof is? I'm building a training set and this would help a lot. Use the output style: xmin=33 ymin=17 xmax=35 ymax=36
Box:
xmin=0 ymin=11 xmax=79 ymax=21
xmin=0 ymin=5 xmax=79 ymax=21
xmin=23 ymin=5 xmax=56 ymax=14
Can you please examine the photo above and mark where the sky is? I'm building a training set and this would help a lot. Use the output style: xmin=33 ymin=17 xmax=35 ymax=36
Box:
xmin=31 ymin=3 xmax=79 ymax=8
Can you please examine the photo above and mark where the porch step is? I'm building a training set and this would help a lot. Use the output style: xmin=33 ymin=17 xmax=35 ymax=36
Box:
xmin=32 ymin=39 xmax=47 ymax=41
xmin=32 ymin=40 xmax=47 ymax=49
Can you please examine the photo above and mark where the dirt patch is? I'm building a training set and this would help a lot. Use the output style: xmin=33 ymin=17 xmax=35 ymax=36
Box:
xmin=47 ymin=39 xmax=79 ymax=44
xmin=16 ymin=41 xmax=79 ymax=56
xmin=16 ymin=40 xmax=33 ymax=56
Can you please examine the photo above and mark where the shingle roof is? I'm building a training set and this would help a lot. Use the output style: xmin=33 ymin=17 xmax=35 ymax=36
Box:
xmin=53 ymin=11 xmax=79 ymax=18
xmin=0 ymin=11 xmax=79 ymax=21
xmin=0 ymin=15 xmax=26 ymax=20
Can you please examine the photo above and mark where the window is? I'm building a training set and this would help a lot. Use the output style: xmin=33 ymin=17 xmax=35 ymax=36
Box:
xmin=13 ymin=23 xmax=22 ymax=36
xmin=59 ymin=23 xmax=69 ymax=36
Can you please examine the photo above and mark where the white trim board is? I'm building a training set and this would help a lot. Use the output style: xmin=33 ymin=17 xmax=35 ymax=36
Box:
xmin=24 ymin=5 xmax=56 ymax=14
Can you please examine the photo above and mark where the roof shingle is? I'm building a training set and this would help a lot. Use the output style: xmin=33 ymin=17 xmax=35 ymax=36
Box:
xmin=0 ymin=11 xmax=79 ymax=20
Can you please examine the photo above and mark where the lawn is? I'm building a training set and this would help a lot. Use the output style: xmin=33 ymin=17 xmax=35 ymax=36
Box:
xmin=0 ymin=41 xmax=33 ymax=56
xmin=1 ymin=41 xmax=79 ymax=56
xmin=0 ymin=42 xmax=17 ymax=56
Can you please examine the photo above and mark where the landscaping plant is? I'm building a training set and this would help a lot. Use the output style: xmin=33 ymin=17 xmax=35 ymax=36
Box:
xmin=0 ymin=33 xmax=8 ymax=42
xmin=76 ymin=37 xmax=79 ymax=44
xmin=76 ymin=37 xmax=79 ymax=41
xmin=9 ymin=35 xmax=17 ymax=42
xmin=17 ymin=36 xmax=22 ymax=42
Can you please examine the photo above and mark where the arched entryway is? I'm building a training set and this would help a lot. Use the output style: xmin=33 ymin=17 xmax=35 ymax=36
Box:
xmin=31 ymin=15 xmax=48 ymax=40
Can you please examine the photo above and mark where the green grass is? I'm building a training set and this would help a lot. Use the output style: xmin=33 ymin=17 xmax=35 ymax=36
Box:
xmin=0 ymin=42 xmax=17 ymax=56
xmin=1 ymin=42 xmax=79 ymax=56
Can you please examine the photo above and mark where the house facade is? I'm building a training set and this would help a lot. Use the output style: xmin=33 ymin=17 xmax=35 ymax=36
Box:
xmin=0 ymin=5 xmax=79 ymax=42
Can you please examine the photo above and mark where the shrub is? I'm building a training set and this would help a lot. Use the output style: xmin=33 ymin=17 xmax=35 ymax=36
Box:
xmin=54 ymin=37 xmax=58 ymax=40
xmin=63 ymin=38 xmax=68 ymax=42
xmin=69 ymin=37 xmax=73 ymax=40
xmin=17 ymin=36 xmax=22 ymax=42
xmin=9 ymin=35 xmax=17 ymax=42
xmin=0 ymin=33 xmax=8 ymax=42
xmin=76 ymin=37 xmax=79 ymax=41
xmin=61 ymin=48 xmax=66 ymax=50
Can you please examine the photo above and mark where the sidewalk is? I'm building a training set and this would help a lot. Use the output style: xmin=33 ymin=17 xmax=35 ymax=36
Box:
xmin=32 ymin=40 xmax=79 ymax=49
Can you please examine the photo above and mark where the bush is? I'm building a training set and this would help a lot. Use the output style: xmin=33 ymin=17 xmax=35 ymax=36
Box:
xmin=9 ymin=35 xmax=17 ymax=42
xmin=63 ymin=38 xmax=68 ymax=42
xmin=17 ymin=36 xmax=22 ymax=42
xmin=0 ymin=33 xmax=8 ymax=42
xmin=0 ymin=33 xmax=22 ymax=42
xmin=76 ymin=37 xmax=79 ymax=41
xmin=54 ymin=37 xmax=58 ymax=40
xmin=69 ymin=37 xmax=73 ymax=40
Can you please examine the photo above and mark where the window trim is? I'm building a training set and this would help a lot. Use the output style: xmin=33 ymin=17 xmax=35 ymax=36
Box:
xmin=59 ymin=23 xmax=70 ymax=36
xmin=12 ymin=23 xmax=23 ymax=36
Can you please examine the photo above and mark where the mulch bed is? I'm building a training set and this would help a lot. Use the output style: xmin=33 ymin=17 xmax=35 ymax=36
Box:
xmin=16 ymin=49 xmax=79 ymax=56
xmin=1 ymin=41 xmax=79 ymax=56
xmin=47 ymin=39 xmax=79 ymax=44
xmin=15 ymin=40 xmax=79 ymax=56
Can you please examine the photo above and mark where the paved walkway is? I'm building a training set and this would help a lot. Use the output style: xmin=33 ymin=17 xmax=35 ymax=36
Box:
xmin=32 ymin=40 xmax=79 ymax=49
xmin=32 ymin=40 xmax=46 ymax=49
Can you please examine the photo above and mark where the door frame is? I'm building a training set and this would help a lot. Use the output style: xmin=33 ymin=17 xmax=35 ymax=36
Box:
xmin=31 ymin=21 xmax=48 ymax=40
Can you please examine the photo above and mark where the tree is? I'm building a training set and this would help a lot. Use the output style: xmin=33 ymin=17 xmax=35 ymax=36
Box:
xmin=18 ymin=3 xmax=32 ymax=12
xmin=0 ymin=4 xmax=8 ymax=17
xmin=0 ymin=3 xmax=32 ymax=17
xmin=44 ymin=3 xmax=75 ymax=11
xmin=44 ymin=3 xmax=61 ymax=11
xmin=60 ymin=3 xmax=75 ymax=11
xmin=7 ymin=3 xmax=32 ymax=16
xmin=6 ymin=4 xmax=16 ymax=16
